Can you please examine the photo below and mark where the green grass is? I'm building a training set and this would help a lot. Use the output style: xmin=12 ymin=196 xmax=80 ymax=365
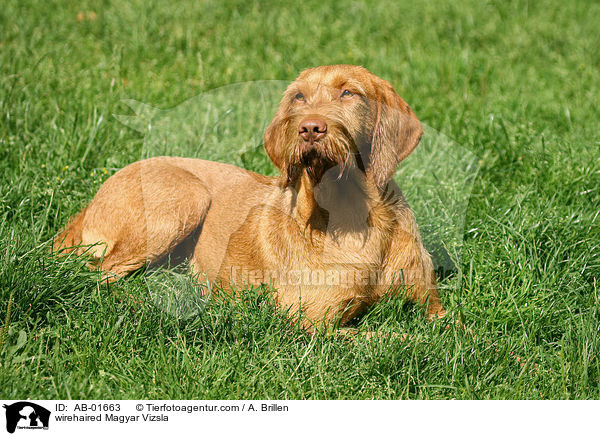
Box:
xmin=1 ymin=0 xmax=599 ymax=399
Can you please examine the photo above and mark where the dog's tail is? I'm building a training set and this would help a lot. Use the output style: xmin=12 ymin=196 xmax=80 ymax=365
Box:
xmin=52 ymin=207 xmax=88 ymax=254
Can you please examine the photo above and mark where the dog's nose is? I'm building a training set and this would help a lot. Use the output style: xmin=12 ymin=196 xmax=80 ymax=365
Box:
xmin=299 ymin=118 xmax=327 ymax=142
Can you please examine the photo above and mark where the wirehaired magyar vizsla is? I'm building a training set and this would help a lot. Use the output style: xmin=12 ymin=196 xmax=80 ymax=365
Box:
xmin=54 ymin=65 xmax=446 ymax=330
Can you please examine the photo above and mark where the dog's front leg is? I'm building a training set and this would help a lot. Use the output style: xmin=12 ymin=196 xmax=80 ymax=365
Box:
xmin=378 ymin=218 xmax=446 ymax=320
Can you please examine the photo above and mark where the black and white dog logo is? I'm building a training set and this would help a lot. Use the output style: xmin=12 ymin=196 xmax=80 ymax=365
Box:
xmin=3 ymin=402 xmax=50 ymax=433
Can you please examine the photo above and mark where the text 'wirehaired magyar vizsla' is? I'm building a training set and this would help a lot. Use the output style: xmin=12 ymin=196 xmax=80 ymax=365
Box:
xmin=54 ymin=65 xmax=446 ymax=331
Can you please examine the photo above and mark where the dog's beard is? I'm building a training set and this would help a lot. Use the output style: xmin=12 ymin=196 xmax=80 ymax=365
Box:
xmin=283 ymin=125 xmax=358 ymax=188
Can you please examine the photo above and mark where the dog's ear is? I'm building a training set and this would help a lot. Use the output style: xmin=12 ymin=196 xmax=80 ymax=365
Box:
xmin=369 ymin=81 xmax=423 ymax=189
xmin=264 ymin=105 xmax=287 ymax=170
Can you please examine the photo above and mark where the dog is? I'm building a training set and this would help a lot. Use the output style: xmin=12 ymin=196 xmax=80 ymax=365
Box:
xmin=53 ymin=65 xmax=446 ymax=330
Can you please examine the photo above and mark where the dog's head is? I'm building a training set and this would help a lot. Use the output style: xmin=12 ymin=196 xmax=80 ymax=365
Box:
xmin=264 ymin=65 xmax=423 ymax=188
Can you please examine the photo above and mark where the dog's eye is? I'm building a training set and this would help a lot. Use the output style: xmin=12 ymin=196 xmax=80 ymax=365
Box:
xmin=294 ymin=93 xmax=305 ymax=101
xmin=341 ymin=89 xmax=354 ymax=98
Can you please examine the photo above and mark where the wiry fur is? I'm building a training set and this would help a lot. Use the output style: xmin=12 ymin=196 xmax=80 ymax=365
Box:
xmin=54 ymin=65 xmax=445 ymax=330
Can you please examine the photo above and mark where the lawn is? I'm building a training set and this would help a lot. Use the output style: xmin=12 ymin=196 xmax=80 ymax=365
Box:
xmin=0 ymin=0 xmax=599 ymax=399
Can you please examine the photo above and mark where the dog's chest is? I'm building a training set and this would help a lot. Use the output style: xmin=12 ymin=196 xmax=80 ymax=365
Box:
xmin=309 ymin=228 xmax=386 ymax=268
xmin=267 ymin=212 xmax=390 ymax=291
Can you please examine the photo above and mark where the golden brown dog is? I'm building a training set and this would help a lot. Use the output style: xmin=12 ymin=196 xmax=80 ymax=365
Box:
xmin=54 ymin=65 xmax=446 ymax=330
